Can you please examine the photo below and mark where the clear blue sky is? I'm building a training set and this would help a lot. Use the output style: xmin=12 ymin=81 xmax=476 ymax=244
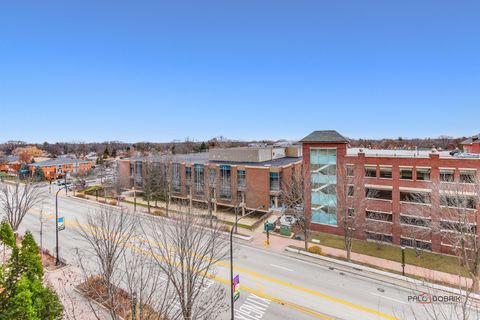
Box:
xmin=1 ymin=1 xmax=479 ymax=143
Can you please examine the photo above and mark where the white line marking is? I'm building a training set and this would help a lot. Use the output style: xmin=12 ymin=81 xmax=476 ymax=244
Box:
xmin=269 ymin=264 xmax=294 ymax=272
xmin=370 ymin=292 xmax=408 ymax=305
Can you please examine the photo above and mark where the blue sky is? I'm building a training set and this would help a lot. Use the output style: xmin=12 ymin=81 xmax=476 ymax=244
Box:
xmin=0 ymin=1 xmax=479 ymax=143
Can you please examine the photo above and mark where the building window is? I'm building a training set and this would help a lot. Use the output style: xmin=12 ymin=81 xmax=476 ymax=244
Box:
xmin=185 ymin=167 xmax=192 ymax=185
xmin=347 ymin=165 xmax=354 ymax=177
xmin=310 ymin=148 xmax=337 ymax=226
xmin=172 ymin=163 xmax=181 ymax=192
xmin=440 ymin=169 xmax=455 ymax=182
xmin=400 ymin=215 xmax=431 ymax=228
xmin=460 ymin=170 xmax=476 ymax=184
xmin=440 ymin=220 xmax=476 ymax=234
xmin=416 ymin=168 xmax=431 ymax=181
xmin=129 ymin=163 xmax=134 ymax=176
xmin=348 ymin=208 xmax=355 ymax=217
xmin=237 ymin=170 xmax=246 ymax=188
xmin=269 ymin=172 xmax=281 ymax=191
xmin=364 ymin=166 xmax=376 ymax=178
xmin=220 ymin=165 xmax=231 ymax=199
xmin=379 ymin=167 xmax=392 ymax=179
xmin=366 ymin=188 xmax=392 ymax=200
xmin=366 ymin=210 xmax=392 ymax=222
xmin=366 ymin=232 xmax=393 ymax=244
xmin=209 ymin=168 xmax=216 ymax=186
xmin=400 ymin=238 xmax=432 ymax=251
xmin=347 ymin=185 xmax=354 ymax=197
xmin=400 ymin=191 xmax=431 ymax=204
xmin=400 ymin=167 xmax=413 ymax=180
xmin=440 ymin=195 xmax=476 ymax=209
xmin=194 ymin=164 xmax=204 ymax=195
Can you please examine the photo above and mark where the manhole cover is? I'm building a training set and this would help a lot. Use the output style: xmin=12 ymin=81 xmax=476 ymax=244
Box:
xmin=377 ymin=288 xmax=385 ymax=293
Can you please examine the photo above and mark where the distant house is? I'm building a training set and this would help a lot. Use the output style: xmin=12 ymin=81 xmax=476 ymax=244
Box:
xmin=461 ymin=134 xmax=480 ymax=154
xmin=0 ymin=155 xmax=21 ymax=174
xmin=30 ymin=158 xmax=95 ymax=180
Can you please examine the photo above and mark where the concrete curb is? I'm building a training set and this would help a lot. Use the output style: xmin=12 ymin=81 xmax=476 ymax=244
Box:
xmin=64 ymin=194 xmax=253 ymax=241
xmin=285 ymin=247 xmax=480 ymax=300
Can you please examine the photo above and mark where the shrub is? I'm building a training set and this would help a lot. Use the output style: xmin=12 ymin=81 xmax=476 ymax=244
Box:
xmin=307 ymin=246 xmax=322 ymax=255
xmin=152 ymin=210 xmax=164 ymax=216
xmin=108 ymin=200 xmax=117 ymax=206
xmin=76 ymin=194 xmax=86 ymax=199
xmin=98 ymin=200 xmax=106 ymax=204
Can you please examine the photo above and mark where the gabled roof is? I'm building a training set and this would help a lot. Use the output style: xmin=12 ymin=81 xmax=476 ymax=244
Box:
xmin=31 ymin=158 xmax=93 ymax=167
xmin=461 ymin=134 xmax=480 ymax=145
xmin=300 ymin=130 xmax=349 ymax=143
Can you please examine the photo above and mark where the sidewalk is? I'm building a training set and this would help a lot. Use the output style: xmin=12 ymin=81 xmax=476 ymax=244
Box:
xmin=249 ymin=225 xmax=473 ymax=288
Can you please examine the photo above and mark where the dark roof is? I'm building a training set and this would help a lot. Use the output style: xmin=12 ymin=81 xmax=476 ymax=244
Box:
xmin=31 ymin=158 xmax=93 ymax=167
xmin=461 ymin=134 xmax=480 ymax=145
xmin=300 ymin=130 xmax=349 ymax=143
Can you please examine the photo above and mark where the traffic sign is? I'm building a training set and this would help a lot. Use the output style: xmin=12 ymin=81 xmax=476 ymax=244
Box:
xmin=57 ymin=217 xmax=65 ymax=231
xmin=233 ymin=275 xmax=240 ymax=301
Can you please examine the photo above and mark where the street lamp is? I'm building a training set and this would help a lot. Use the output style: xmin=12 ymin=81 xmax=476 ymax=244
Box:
xmin=401 ymin=246 xmax=406 ymax=276
xmin=55 ymin=184 xmax=67 ymax=266
xmin=230 ymin=205 xmax=264 ymax=320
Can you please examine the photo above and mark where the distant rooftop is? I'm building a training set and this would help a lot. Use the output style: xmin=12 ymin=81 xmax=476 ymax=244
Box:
xmin=461 ymin=134 xmax=480 ymax=145
xmin=300 ymin=130 xmax=349 ymax=143
xmin=32 ymin=158 xmax=93 ymax=167
xmin=347 ymin=148 xmax=454 ymax=158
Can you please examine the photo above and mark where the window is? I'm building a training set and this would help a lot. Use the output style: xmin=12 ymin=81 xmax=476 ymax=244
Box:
xmin=347 ymin=185 xmax=354 ymax=197
xmin=237 ymin=170 xmax=246 ymax=188
xmin=185 ymin=167 xmax=192 ymax=185
xmin=194 ymin=164 xmax=204 ymax=194
xmin=400 ymin=215 xmax=431 ymax=228
xmin=366 ymin=188 xmax=392 ymax=200
xmin=416 ymin=168 xmax=431 ymax=181
xmin=348 ymin=208 xmax=355 ymax=217
xmin=400 ymin=238 xmax=432 ymax=251
xmin=172 ymin=163 xmax=181 ymax=192
xmin=347 ymin=165 xmax=354 ymax=177
xmin=366 ymin=210 xmax=392 ymax=222
xmin=440 ymin=169 xmax=454 ymax=182
xmin=440 ymin=195 xmax=476 ymax=209
xmin=220 ymin=165 xmax=232 ymax=199
xmin=440 ymin=221 xmax=476 ymax=234
xmin=310 ymin=148 xmax=337 ymax=226
xmin=400 ymin=191 xmax=431 ymax=204
xmin=379 ymin=167 xmax=392 ymax=179
xmin=209 ymin=168 xmax=216 ymax=186
xmin=460 ymin=170 xmax=476 ymax=184
xmin=364 ymin=166 xmax=376 ymax=178
xmin=366 ymin=232 xmax=393 ymax=243
xmin=129 ymin=163 xmax=134 ymax=176
xmin=269 ymin=172 xmax=281 ymax=191
xmin=400 ymin=167 xmax=413 ymax=180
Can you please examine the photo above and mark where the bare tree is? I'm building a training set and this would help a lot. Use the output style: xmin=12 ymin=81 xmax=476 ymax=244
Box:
xmin=75 ymin=206 xmax=138 ymax=320
xmin=280 ymin=165 xmax=308 ymax=250
xmin=144 ymin=208 xmax=229 ymax=320
xmin=121 ymin=240 xmax=175 ymax=320
xmin=0 ymin=179 xmax=45 ymax=232
xmin=409 ymin=175 xmax=480 ymax=292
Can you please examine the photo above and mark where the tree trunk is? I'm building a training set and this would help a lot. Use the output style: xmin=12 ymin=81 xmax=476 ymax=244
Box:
xmin=147 ymin=199 xmax=150 ymax=214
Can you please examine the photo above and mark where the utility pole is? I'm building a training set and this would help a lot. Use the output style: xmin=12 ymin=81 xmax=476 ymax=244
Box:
xmin=230 ymin=205 xmax=263 ymax=320
xmin=55 ymin=184 xmax=67 ymax=266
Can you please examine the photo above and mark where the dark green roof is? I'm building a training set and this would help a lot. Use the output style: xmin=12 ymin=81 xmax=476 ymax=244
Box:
xmin=300 ymin=130 xmax=349 ymax=143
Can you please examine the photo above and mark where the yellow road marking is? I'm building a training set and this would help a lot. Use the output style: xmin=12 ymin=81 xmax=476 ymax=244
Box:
xmin=28 ymin=209 xmax=399 ymax=320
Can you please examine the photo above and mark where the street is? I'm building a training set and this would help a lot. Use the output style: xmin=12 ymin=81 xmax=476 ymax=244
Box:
xmin=16 ymin=186 xmax=463 ymax=320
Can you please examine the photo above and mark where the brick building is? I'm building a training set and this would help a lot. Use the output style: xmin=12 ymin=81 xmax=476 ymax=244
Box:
xmin=461 ymin=134 xmax=480 ymax=154
xmin=30 ymin=158 xmax=95 ymax=180
xmin=301 ymin=130 xmax=480 ymax=254
xmin=118 ymin=146 xmax=303 ymax=214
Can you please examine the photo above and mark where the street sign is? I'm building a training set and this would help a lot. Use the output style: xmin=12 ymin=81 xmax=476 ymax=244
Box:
xmin=233 ymin=275 xmax=240 ymax=301
xmin=57 ymin=217 xmax=65 ymax=231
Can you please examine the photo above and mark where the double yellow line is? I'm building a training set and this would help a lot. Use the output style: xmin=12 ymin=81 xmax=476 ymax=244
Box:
xmin=29 ymin=209 xmax=399 ymax=320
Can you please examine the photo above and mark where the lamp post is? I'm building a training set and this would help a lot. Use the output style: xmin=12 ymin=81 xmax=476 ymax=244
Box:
xmin=230 ymin=205 xmax=263 ymax=320
xmin=55 ymin=184 xmax=67 ymax=266
xmin=401 ymin=246 xmax=406 ymax=276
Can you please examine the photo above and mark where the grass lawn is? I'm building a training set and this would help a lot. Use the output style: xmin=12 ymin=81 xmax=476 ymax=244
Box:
xmin=308 ymin=230 xmax=469 ymax=277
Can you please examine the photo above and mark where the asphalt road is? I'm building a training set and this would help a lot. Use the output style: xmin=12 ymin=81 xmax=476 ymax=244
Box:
xmin=14 ymin=185 xmax=471 ymax=320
